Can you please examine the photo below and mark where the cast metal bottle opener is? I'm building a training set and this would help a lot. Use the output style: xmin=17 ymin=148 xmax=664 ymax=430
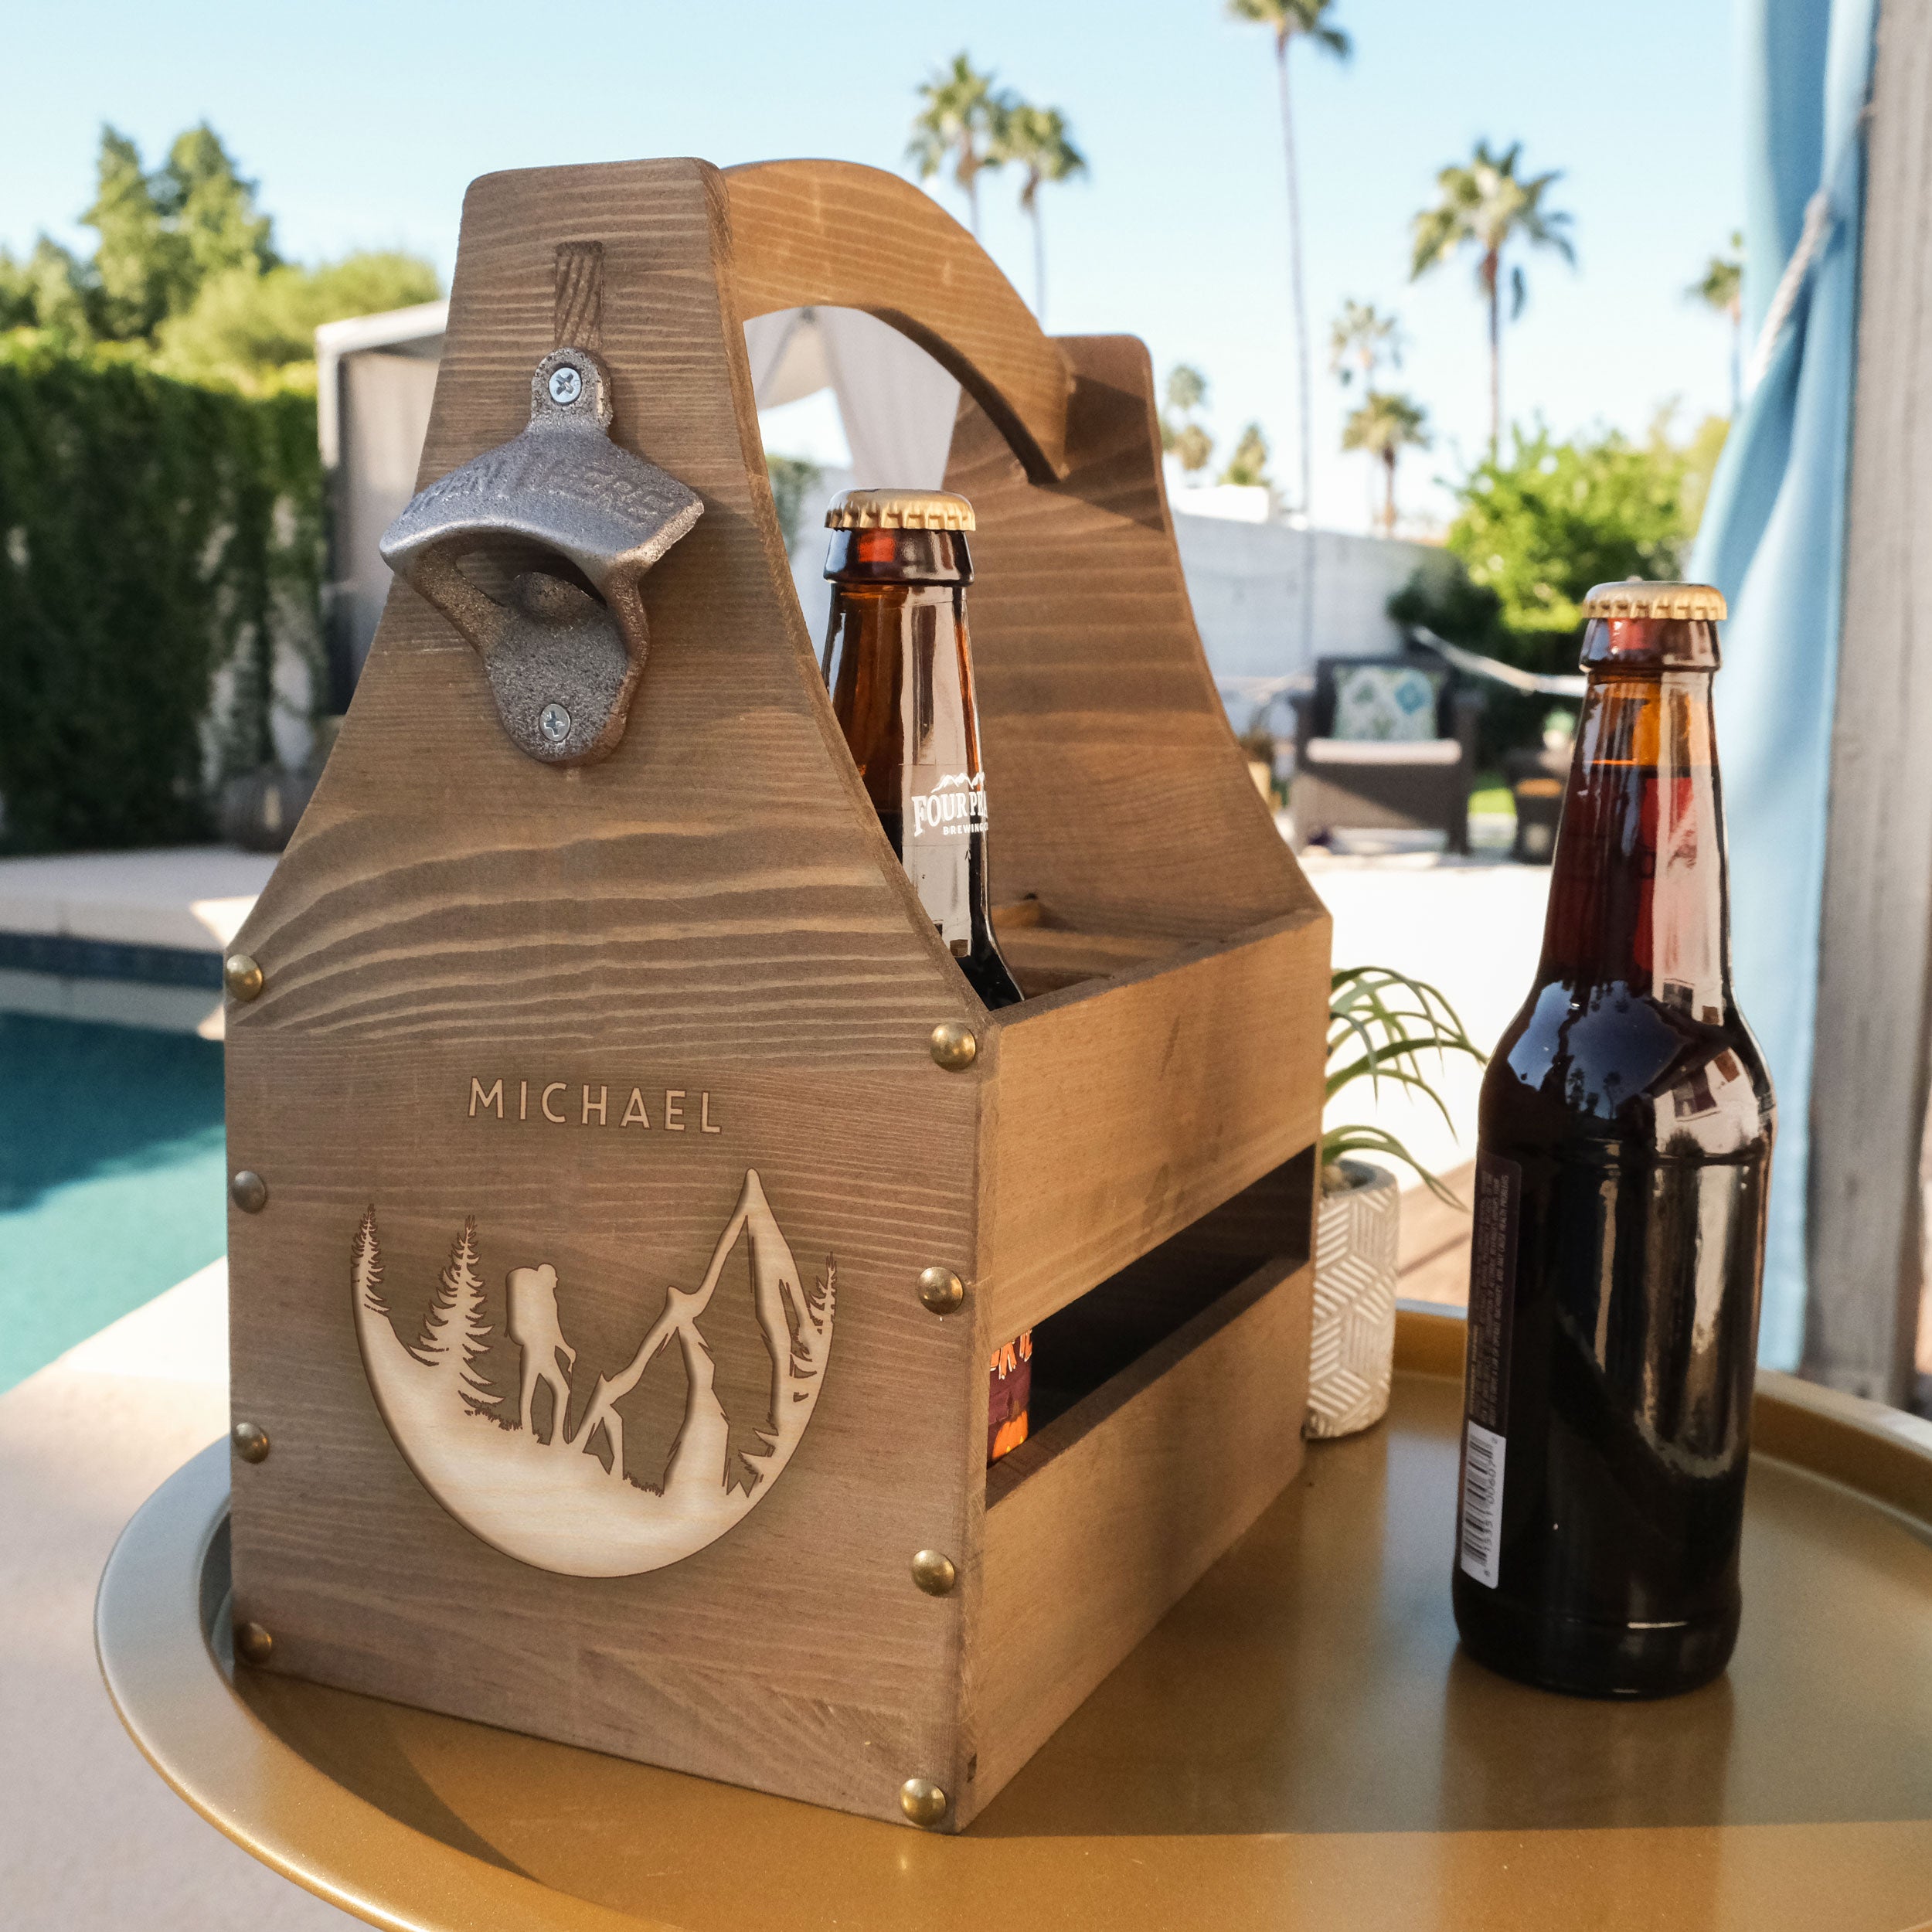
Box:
xmin=379 ymin=347 xmax=703 ymax=766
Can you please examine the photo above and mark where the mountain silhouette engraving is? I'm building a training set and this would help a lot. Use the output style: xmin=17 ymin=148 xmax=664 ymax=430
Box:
xmin=352 ymin=1168 xmax=835 ymax=1577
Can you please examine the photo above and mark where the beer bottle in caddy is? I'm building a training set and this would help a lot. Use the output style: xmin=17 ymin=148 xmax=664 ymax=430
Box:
xmin=1452 ymin=580 xmax=1774 ymax=1698
xmin=820 ymin=487 xmax=1032 ymax=1461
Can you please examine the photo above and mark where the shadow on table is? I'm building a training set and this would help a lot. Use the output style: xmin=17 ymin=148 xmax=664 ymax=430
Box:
xmin=972 ymin=1373 xmax=1932 ymax=1838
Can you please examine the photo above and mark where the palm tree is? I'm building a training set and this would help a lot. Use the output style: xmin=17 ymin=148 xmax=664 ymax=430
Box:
xmin=1689 ymin=232 xmax=1745 ymax=414
xmin=1410 ymin=139 xmax=1574 ymax=453
xmin=988 ymin=102 xmax=1087 ymax=320
xmin=907 ymin=54 xmax=1007 ymax=237
xmin=1160 ymin=363 xmax=1216 ymax=477
xmin=1220 ymin=422 xmax=1272 ymax=488
xmin=1229 ymin=0 xmax=1352 ymax=525
xmin=1329 ymin=299 xmax=1403 ymax=389
xmin=1342 ymin=390 xmax=1430 ymax=536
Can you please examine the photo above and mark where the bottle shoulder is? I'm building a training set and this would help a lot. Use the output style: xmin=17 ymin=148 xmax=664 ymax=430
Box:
xmin=1482 ymin=977 xmax=1774 ymax=1158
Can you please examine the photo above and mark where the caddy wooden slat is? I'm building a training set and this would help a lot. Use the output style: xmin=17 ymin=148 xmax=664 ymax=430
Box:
xmin=221 ymin=155 xmax=1329 ymax=1834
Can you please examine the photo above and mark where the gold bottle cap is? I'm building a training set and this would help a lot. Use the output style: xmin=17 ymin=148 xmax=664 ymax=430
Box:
xmin=1581 ymin=579 xmax=1726 ymax=621
xmin=825 ymin=488 xmax=975 ymax=532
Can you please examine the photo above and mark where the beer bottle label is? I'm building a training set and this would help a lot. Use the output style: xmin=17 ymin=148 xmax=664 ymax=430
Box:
xmin=904 ymin=767 xmax=984 ymax=949
xmin=1459 ymin=1148 xmax=1520 ymax=1590
xmin=906 ymin=769 xmax=989 ymax=842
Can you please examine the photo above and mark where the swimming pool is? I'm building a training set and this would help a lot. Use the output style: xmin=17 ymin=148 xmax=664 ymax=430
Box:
xmin=0 ymin=1005 xmax=226 ymax=1392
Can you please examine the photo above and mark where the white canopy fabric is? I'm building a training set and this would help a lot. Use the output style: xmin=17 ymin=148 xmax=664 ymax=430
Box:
xmin=743 ymin=307 xmax=961 ymax=488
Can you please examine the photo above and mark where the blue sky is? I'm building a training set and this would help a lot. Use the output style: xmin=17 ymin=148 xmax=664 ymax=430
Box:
xmin=3 ymin=0 xmax=1743 ymax=532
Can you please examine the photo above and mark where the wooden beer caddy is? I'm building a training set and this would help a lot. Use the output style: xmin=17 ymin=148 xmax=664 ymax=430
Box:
xmin=222 ymin=157 xmax=1332 ymax=1833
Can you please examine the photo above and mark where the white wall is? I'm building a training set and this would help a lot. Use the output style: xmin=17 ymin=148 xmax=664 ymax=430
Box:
xmin=1172 ymin=509 xmax=1438 ymax=732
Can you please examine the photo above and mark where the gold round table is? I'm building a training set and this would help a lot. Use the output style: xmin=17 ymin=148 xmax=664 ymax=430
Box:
xmin=97 ymin=1308 xmax=1932 ymax=1932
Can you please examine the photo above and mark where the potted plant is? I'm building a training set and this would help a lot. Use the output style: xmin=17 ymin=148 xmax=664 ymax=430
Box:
xmin=1310 ymin=965 xmax=1485 ymax=1438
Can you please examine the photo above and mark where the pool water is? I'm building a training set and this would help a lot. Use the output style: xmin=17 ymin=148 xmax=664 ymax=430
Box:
xmin=0 ymin=1009 xmax=226 ymax=1393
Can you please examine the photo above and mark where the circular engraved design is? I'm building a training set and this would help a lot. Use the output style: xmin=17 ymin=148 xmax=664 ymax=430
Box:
xmin=352 ymin=1169 xmax=836 ymax=1578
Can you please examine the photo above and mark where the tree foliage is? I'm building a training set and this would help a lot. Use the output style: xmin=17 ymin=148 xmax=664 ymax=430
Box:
xmin=0 ymin=123 xmax=440 ymax=848
xmin=1226 ymin=0 xmax=1351 ymax=58
xmin=156 ymin=253 xmax=440 ymax=393
xmin=986 ymin=99 xmax=1086 ymax=318
xmin=1160 ymin=362 xmax=1215 ymax=474
xmin=1390 ymin=413 xmax=1728 ymax=757
xmin=1220 ymin=421 xmax=1272 ymax=488
xmin=6 ymin=124 xmax=277 ymax=347
xmin=1689 ymin=233 xmax=1744 ymax=321
xmin=0 ymin=336 xmax=321 ymax=850
xmin=906 ymin=53 xmax=1007 ymax=235
xmin=1342 ymin=389 xmax=1429 ymax=533
xmin=1410 ymin=138 xmax=1574 ymax=451
xmin=1329 ymin=298 xmax=1402 ymax=389
xmin=764 ymin=454 xmax=821 ymax=555
xmin=1446 ymin=419 xmax=1713 ymax=635
xmin=1 ymin=124 xmax=440 ymax=393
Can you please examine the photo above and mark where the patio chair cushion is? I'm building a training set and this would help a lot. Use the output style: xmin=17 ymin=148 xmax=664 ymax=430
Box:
xmin=1331 ymin=664 xmax=1444 ymax=743
xmin=1303 ymin=736 xmax=1462 ymax=767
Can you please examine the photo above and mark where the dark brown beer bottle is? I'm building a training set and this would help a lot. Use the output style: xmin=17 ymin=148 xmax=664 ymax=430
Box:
xmin=1452 ymin=580 xmax=1774 ymax=1699
xmin=820 ymin=488 xmax=1023 ymax=1012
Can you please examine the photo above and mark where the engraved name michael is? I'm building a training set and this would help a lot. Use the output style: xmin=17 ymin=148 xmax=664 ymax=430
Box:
xmin=467 ymin=1077 xmax=723 ymax=1134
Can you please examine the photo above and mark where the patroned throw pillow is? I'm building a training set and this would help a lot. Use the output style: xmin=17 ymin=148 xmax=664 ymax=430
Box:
xmin=1330 ymin=665 xmax=1443 ymax=743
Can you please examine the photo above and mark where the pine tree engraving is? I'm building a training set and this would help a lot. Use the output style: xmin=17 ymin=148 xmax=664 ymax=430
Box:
xmin=419 ymin=1218 xmax=501 ymax=1413
xmin=351 ymin=1208 xmax=386 ymax=1318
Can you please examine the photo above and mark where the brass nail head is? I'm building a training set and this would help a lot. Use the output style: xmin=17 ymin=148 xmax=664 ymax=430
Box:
xmin=911 ymin=1549 xmax=957 ymax=1596
xmin=235 ymin=1621 xmax=274 ymax=1666
xmin=929 ymin=1021 xmax=978 ymax=1071
xmin=917 ymin=1267 xmax=964 ymax=1315
xmin=223 ymin=953 xmax=264 ymax=1001
xmin=899 ymin=1777 xmax=948 ymax=1827
xmin=230 ymin=1170 xmax=268 ymax=1213
xmin=233 ymin=1421 xmax=270 ymax=1464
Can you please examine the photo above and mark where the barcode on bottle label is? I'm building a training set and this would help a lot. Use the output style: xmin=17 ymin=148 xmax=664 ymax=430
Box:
xmin=1459 ymin=1420 xmax=1506 ymax=1589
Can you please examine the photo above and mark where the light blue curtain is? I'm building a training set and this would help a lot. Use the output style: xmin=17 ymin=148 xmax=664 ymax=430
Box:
xmin=1689 ymin=0 xmax=1876 ymax=1369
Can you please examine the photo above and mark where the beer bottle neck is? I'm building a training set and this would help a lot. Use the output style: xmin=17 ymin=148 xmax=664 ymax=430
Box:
xmin=1539 ymin=657 xmax=1732 ymax=1018
xmin=824 ymin=526 xmax=971 ymax=586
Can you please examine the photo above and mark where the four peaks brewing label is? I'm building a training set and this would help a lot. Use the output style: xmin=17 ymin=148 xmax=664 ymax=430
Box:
xmin=818 ymin=488 xmax=1023 ymax=1012
xmin=909 ymin=770 xmax=989 ymax=839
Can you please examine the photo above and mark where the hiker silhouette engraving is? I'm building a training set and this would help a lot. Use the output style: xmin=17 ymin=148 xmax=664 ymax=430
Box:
xmin=352 ymin=1170 xmax=835 ymax=1577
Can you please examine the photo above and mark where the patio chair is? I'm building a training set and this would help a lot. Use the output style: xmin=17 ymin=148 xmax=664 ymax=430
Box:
xmin=1287 ymin=653 xmax=1484 ymax=853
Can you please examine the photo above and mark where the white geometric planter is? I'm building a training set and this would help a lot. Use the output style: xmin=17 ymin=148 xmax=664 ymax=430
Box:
xmin=1307 ymin=1159 xmax=1401 ymax=1438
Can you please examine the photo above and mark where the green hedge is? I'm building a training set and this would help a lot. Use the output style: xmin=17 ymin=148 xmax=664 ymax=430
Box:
xmin=0 ymin=338 xmax=321 ymax=851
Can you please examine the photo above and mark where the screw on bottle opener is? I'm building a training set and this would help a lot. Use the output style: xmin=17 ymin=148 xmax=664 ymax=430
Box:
xmin=378 ymin=347 xmax=702 ymax=767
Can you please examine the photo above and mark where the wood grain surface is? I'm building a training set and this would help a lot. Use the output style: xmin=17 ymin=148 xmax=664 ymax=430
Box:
xmin=227 ymin=158 xmax=988 ymax=1827
xmin=953 ymin=332 xmax=1322 ymax=944
xmin=224 ymin=156 xmax=1327 ymax=1834
xmin=968 ymin=1254 xmax=1314 ymax=1820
